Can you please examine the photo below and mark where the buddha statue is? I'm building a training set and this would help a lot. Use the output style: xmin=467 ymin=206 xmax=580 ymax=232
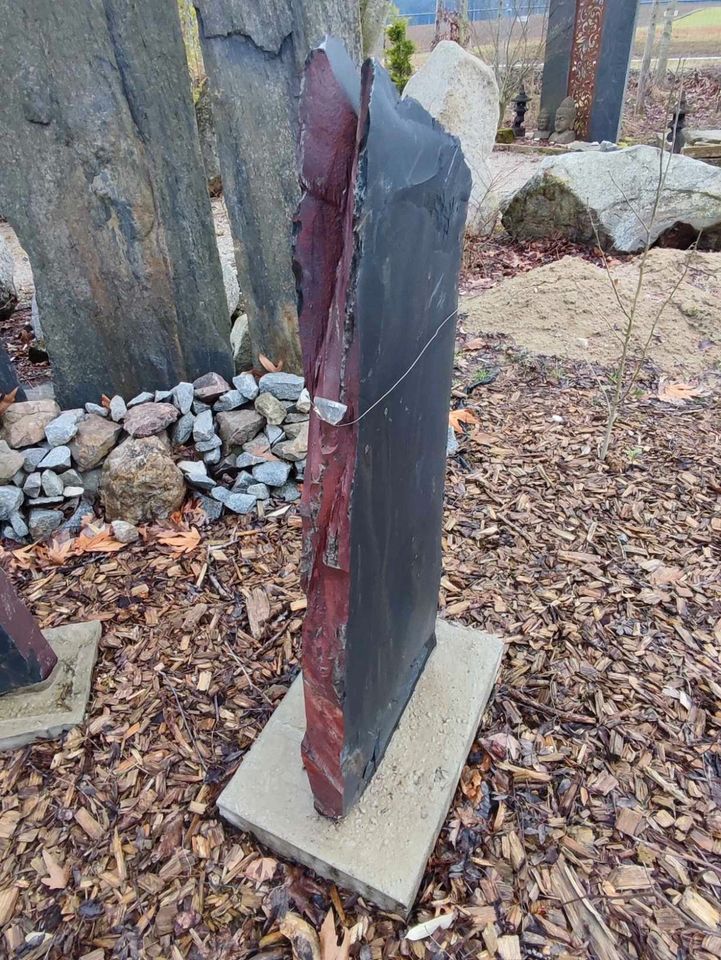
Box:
xmin=550 ymin=97 xmax=577 ymax=145
xmin=534 ymin=108 xmax=551 ymax=141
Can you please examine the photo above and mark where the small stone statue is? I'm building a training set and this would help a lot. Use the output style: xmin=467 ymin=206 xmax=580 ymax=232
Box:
xmin=511 ymin=84 xmax=530 ymax=138
xmin=549 ymin=97 xmax=577 ymax=145
xmin=534 ymin=108 xmax=551 ymax=141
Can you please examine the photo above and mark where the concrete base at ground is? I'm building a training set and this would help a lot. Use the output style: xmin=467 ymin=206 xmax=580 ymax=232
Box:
xmin=0 ymin=621 xmax=101 ymax=751
xmin=218 ymin=618 xmax=504 ymax=915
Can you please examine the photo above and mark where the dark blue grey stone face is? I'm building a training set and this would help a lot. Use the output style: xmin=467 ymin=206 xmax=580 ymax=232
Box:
xmin=590 ymin=0 xmax=639 ymax=142
xmin=540 ymin=0 xmax=576 ymax=124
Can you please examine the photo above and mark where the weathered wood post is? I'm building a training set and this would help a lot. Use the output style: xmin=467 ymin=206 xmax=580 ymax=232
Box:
xmin=0 ymin=0 xmax=233 ymax=408
xmin=192 ymin=1 xmax=362 ymax=373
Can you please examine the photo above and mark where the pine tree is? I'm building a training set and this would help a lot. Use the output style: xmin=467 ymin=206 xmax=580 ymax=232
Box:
xmin=386 ymin=17 xmax=415 ymax=92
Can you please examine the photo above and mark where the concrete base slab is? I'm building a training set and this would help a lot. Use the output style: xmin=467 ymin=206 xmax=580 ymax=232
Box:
xmin=218 ymin=618 xmax=503 ymax=915
xmin=0 ymin=621 xmax=101 ymax=751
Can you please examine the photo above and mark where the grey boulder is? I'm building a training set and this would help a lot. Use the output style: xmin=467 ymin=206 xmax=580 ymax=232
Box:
xmin=502 ymin=145 xmax=721 ymax=253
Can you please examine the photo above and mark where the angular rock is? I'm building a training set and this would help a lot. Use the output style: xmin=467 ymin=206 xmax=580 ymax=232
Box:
xmin=172 ymin=411 xmax=194 ymax=445
xmin=44 ymin=409 xmax=83 ymax=447
xmin=232 ymin=372 xmax=259 ymax=401
xmin=403 ymin=41 xmax=499 ymax=235
xmin=28 ymin=509 xmax=63 ymax=541
xmin=41 ymin=471 xmax=63 ymax=498
xmin=296 ymin=387 xmax=311 ymax=414
xmin=21 ymin=447 xmax=48 ymax=472
xmin=172 ymin=382 xmax=195 ymax=415
xmin=100 ymin=436 xmax=185 ymax=523
xmin=210 ymin=485 xmax=230 ymax=504
xmin=235 ymin=452 xmax=265 ymax=470
xmin=258 ymin=372 xmax=305 ymax=401
xmin=223 ymin=492 xmax=256 ymax=515
xmin=179 ymin=460 xmax=216 ymax=491
xmin=279 ymin=481 xmax=300 ymax=502
xmin=60 ymin=501 xmax=95 ymax=535
xmin=63 ymin=486 xmax=85 ymax=498
xmin=123 ymin=402 xmax=179 ymax=438
xmin=155 ymin=390 xmax=173 ymax=403
xmin=195 ymin=493 xmax=224 ymax=523
xmin=0 ymin=399 xmax=60 ymax=449
xmin=213 ymin=390 xmax=245 ymax=412
xmin=195 ymin=435 xmax=221 ymax=453
xmin=193 ymin=409 xmax=215 ymax=444
xmin=193 ymin=372 xmax=231 ymax=402
xmin=264 ymin=425 xmax=284 ymax=446
xmin=312 ymin=397 xmax=346 ymax=425
xmin=252 ymin=460 xmax=291 ymax=487
xmin=0 ymin=568 xmax=57 ymax=695
xmin=0 ymin=485 xmax=24 ymax=520
xmin=295 ymin=459 xmax=306 ymax=481
xmin=0 ymin=440 xmax=24 ymax=482
xmin=0 ymin=0 xmax=233 ymax=408
xmin=274 ymin=421 xmax=309 ymax=462
xmin=446 ymin=424 xmax=459 ymax=457
xmin=230 ymin=313 xmax=253 ymax=371
xmin=0 ymin=234 xmax=18 ymax=321
xmin=82 ymin=470 xmax=102 ymax=501
xmin=37 ymin=446 xmax=71 ymax=470
xmin=109 ymin=395 xmax=127 ymax=422
xmin=216 ymin=410 xmax=265 ymax=453
xmin=254 ymin=392 xmax=285 ymax=426
xmin=110 ymin=520 xmax=140 ymax=544
xmin=247 ymin=482 xmax=270 ymax=500
xmin=127 ymin=391 xmax=154 ymax=407
xmin=84 ymin=402 xmax=108 ymax=418
xmin=193 ymin=400 xmax=211 ymax=416
xmin=60 ymin=469 xmax=84 ymax=490
xmin=502 ymin=145 xmax=721 ymax=253
xmin=7 ymin=510 xmax=29 ymax=539
xmin=23 ymin=472 xmax=42 ymax=498
xmin=69 ymin=415 xmax=123 ymax=471
xmin=232 ymin=472 xmax=254 ymax=493
xmin=293 ymin=44 xmax=470 ymax=816
xmin=203 ymin=447 xmax=221 ymax=466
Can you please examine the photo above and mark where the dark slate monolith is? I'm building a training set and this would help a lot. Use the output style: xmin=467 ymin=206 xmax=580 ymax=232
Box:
xmin=0 ymin=343 xmax=26 ymax=402
xmin=540 ymin=0 xmax=639 ymax=143
xmin=192 ymin=1 xmax=362 ymax=374
xmin=294 ymin=41 xmax=471 ymax=818
xmin=0 ymin=0 xmax=233 ymax=408
xmin=0 ymin=569 xmax=57 ymax=696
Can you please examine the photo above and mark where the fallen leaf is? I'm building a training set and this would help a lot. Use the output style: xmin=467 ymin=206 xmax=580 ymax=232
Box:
xmin=41 ymin=850 xmax=69 ymax=890
xmin=449 ymin=408 xmax=478 ymax=433
xmin=405 ymin=912 xmax=455 ymax=941
xmin=156 ymin=527 xmax=201 ymax=555
xmin=259 ymin=353 xmax=283 ymax=373
xmin=244 ymin=856 xmax=277 ymax=884
xmin=657 ymin=379 xmax=710 ymax=405
xmin=319 ymin=909 xmax=351 ymax=960
xmin=279 ymin=912 xmax=321 ymax=960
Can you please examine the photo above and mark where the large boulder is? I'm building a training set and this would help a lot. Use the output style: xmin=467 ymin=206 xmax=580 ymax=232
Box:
xmin=403 ymin=41 xmax=499 ymax=235
xmin=100 ymin=436 xmax=185 ymax=523
xmin=0 ymin=235 xmax=17 ymax=321
xmin=502 ymin=145 xmax=721 ymax=253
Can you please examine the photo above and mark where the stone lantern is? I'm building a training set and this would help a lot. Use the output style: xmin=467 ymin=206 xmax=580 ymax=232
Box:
xmin=512 ymin=84 xmax=530 ymax=139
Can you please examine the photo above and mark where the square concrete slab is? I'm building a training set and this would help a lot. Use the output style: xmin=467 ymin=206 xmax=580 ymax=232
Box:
xmin=0 ymin=621 xmax=101 ymax=751
xmin=218 ymin=618 xmax=503 ymax=915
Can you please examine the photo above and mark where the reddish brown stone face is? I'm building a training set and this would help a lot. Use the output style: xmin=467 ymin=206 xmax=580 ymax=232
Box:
xmin=0 ymin=568 xmax=57 ymax=696
xmin=294 ymin=42 xmax=470 ymax=818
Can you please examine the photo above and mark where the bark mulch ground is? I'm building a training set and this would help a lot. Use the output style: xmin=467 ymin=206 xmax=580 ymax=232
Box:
xmin=0 ymin=340 xmax=720 ymax=960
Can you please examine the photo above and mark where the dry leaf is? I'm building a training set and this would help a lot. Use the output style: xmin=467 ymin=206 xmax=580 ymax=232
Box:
xmin=156 ymin=527 xmax=201 ymax=555
xmin=0 ymin=387 xmax=18 ymax=418
xmin=657 ymin=379 xmax=710 ymax=405
xmin=41 ymin=850 xmax=69 ymax=890
xmin=448 ymin=408 xmax=478 ymax=433
xmin=259 ymin=353 xmax=282 ymax=373
xmin=279 ymin=912 xmax=321 ymax=960
xmin=244 ymin=856 xmax=277 ymax=883
xmin=463 ymin=338 xmax=486 ymax=351
xmin=319 ymin=910 xmax=351 ymax=960
xmin=45 ymin=538 xmax=79 ymax=565
xmin=405 ymin=912 xmax=456 ymax=941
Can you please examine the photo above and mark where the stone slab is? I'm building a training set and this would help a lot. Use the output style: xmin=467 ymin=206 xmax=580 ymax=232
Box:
xmin=218 ymin=619 xmax=504 ymax=915
xmin=0 ymin=621 xmax=101 ymax=751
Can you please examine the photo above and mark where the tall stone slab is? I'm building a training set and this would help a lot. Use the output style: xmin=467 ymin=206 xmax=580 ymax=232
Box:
xmin=0 ymin=569 xmax=57 ymax=697
xmin=294 ymin=42 xmax=471 ymax=817
xmin=540 ymin=0 xmax=639 ymax=143
xmin=192 ymin=1 xmax=362 ymax=374
xmin=0 ymin=0 xmax=233 ymax=408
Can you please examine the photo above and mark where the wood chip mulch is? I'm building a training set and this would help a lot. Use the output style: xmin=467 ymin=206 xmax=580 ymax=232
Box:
xmin=0 ymin=339 xmax=720 ymax=960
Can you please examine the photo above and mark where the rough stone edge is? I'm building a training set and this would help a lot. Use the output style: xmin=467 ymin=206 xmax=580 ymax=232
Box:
xmin=0 ymin=621 xmax=101 ymax=751
xmin=218 ymin=618 xmax=504 ymax=915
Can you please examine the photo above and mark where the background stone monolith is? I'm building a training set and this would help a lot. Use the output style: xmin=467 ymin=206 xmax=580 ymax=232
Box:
xmin=0 ymin=0 xmax=233 ymax=408
xmin=192 ymin=1 xmax=362 ymax=373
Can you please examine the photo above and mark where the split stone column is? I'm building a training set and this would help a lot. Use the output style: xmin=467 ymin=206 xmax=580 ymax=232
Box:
xmin=0 ymin=0 xmax=233 ymax=408
xmin=192 ymin=1 xmax=362 ymax=373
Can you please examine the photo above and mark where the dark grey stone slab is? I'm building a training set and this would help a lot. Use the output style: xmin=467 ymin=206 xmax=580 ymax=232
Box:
xmin=294 ymin=42 xmax=471 ymax=817
xmin=193 ymin=0 xmax=361 ymax=373
xmin=590 ymin=0 xmax=640 ymax=142
xmin=0 ymin=0 xmax=232 ymax=407
xmin=539 ymin=0 xmax=575 ymax=127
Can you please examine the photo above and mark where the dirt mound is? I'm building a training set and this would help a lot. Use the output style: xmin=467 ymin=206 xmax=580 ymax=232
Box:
xmin=461 ymin=248 xmax=721 ymax=375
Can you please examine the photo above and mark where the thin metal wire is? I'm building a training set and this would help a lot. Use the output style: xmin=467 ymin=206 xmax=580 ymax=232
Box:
xmin=323 ymin=305 xmax=460 ymax=427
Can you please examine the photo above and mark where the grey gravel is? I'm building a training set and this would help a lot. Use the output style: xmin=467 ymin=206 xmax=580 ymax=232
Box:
xmin=446 ymin=425 xmax=459 ymax=457
xmin=213 ymin=390 xmax=245 ymax=412
xmin=193 ymin=400 xmax=211 ymax=415
xmin=195 ymin=434 xmax=221 ymax=452
xmin=23 ymin=472 xmax=42 ymax=498
xmin=63 ymin=486 xmax=85 ymax=498
xmin=247 ymin=482 xmax=270 ymax=500
xmin=279 ymin=481 xmax=301 ymax=502
xmin=22 ymin=446 xmax=49 ymax=471
xmin=41 ymin=470 xmax=64 ymax=498
xmin=8 ymin=510 xmax=29 ymax=539
xmin=82 ymin=470 xmax=102 ymax=500
xmin=223 ymin=492 xmax=257 ymax=514
xmin=38 ymin=446 xmax=72 ymax=470
xmin=27 ymin=496 xmax=64 ymax=507
xmin=84 ymin=403 xmax=108 ymax=417
xmin=111 ymin=520 xmax=140 ymax=543
xmin=173 ymin=382 xmax=194 ymax=415
xmin=0 ymin=486 xmax=24 ymax=520
xmin=210 ymin=485 xmax=230 ymax=504
xmin=232 ymin=372 xmax=259 ymax=401
xmin=109 ymin=395 xmax=127 ymax=422
xmin=28 ymin=509 xmax=64 ymax=540
xmin=196 ymin=494 xmax=223 ymax=523
xmin=232 ymin=472 xmax=254 ymax=493
xmin=45 ymin=410 xmax=82 ymax=446
xmin=313 ymin=397 xmax=347 ymax=425
xmin=11 ymin=470 xmax=25 ymax=487
xmin=254 ymin=392 xmax=286 ymax=426
xmin=60 ymin=469 xmax=84 ymax=489
xmin=128 ymin=391 xmax=154 ymax=407
xmin=203 ymin=447 xmax=221 ymax=466
xmin=193 ymin=409 xmax=215 ymax=443
xmin=252 ymin=460 xmax=291 ymax=487
xmin=295 ymin=459 xmax=306 ymax=480
xmin=259 ymin=372 xmax=304 ymax=401
xmin=265 ymin=425 xmax=284 ymax=446
xmin=61 ymin=502 xmax=95 ymax=535
xmin=172 ymin=412 xmax=194 ymax=445
xmin=235 ymin=452 xmax=266 ymax=469
xmin=295 ymin=388 xmax=311 ymax=414
xmin=154 ymin=390 xmax=173 ymax=402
